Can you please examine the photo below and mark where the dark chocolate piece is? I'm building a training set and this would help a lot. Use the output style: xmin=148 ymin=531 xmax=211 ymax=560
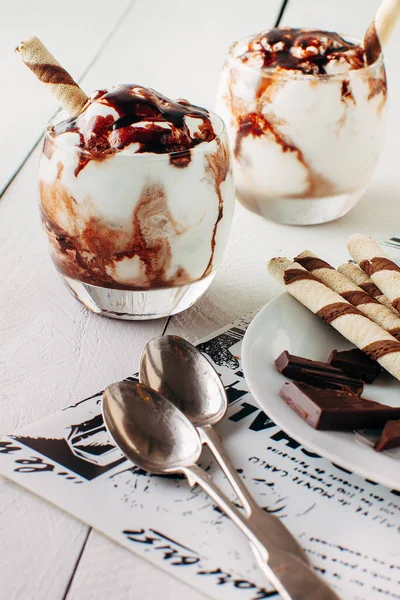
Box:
xmin=275 ymin=351 xmax=363 ymax=395
xmin=279 ymin=382 xmax=400 ymax=430
xmin=328 ymin=348 xmax=381 ymax=383
xmin=375 ymin=420 xmax=400 ymax=451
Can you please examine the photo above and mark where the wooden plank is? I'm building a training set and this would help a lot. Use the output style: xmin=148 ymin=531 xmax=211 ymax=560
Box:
xmin=280 ymin=0 xmax=380 ymax=34
xmin=281 ymin=0 xmax=380 ymax=37
xmin=60 ymin=1 xmax=283 ymax=598
xmin=0 ymin=480 xmax=89 ymax=600
xmin=0 ymin=0 xmax=132 ymax=195
xmin=67 ymin=530 xmax=207 ymax=600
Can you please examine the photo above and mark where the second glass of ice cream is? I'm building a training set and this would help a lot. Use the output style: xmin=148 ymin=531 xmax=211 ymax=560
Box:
xmin=216 ymin=28 xmax=387 ymax=225
xmin=39 ymin=85 xmax=235 ymax=319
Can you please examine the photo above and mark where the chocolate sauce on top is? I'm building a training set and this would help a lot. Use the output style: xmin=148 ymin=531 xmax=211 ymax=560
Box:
xmin=51 ymin=85 xmax=216 ymax=168
xmin=238 ymin=28 xmax=365 ymax=75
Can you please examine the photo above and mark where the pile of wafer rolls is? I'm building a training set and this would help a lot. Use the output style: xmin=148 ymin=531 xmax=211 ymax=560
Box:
xmin=268 ymin=234 xmax=400 ymax=381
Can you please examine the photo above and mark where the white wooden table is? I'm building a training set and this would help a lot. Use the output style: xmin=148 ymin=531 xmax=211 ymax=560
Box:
xmin=1 ymin=0 xmax=397 ymax=597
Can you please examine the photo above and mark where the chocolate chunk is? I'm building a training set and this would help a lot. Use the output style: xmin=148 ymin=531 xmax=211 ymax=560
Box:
xmin=328 ymin=348 xmax=381 ymax=383
xmin=275 ymin=351 xmax=363 ymax=395
xmin=279 ymin=382 xmax=400 ymax=430
xmin=375 ymin=420 xmax=400 ymax=451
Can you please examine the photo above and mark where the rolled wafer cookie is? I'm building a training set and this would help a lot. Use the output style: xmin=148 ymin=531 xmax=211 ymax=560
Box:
xmin=268 ymin=257 xmax=400 ymax=381
xmin=16 ymin=35 xmax=87 ymax=116
xmin=338 ymin=262 xmax=396 ymax=312
xmin=348 ymin=234 xmax=400 ymax=314
xmin=364 ymin=0 xmax=400 ymax=65
xmin=375 ymin=0 xmax=400 ymax=47
xmin=295 ymin=251 xmax=400 ymax=341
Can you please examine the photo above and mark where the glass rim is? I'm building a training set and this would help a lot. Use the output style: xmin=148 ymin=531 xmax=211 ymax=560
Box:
xmin=226 ymin=32 xmax=385 ymax=81
xmin=44 ymin=108 xmax=227 ymax=161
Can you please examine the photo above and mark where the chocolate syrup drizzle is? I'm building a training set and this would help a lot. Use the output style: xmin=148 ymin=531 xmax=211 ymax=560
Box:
xmin=234 ymin=112 xmax=305 ymax=164
xmin=51 ymin=85 xmax=216 ymax=173
xmin=40 ymin=136 xmax=229 ymax=290
xmin=40 ymin=179 xmax=192 ymax=290
xmin=201 ymin=139 xmax=230 ymax=278
xmin=232 ymin=110 xmax=335 ymax=198
xmin=239 ymin=28 xmax=365 ymax=74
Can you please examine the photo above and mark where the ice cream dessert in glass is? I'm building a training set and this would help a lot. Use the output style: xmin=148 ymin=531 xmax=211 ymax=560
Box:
xmin=17 ymin=38 xmax=234 ymax=319
xmin=216 ymin=27 xmax=387 ymax=225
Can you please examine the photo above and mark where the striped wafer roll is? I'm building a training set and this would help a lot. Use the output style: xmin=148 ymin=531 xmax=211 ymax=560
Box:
xmin=16 ymin=35 xmax=87 ymax=116
xmin=295 ymin=251 xmax=400 ymax=341
xmin=268 ymin=257 xmax=400 ymax=380
xmin=337 ymin=262 xmax=396 ymax=312
xmin=348 ymin=234 xmax=400 ymax=314
xmin=364 ymin=0 xmax=400 ymax=65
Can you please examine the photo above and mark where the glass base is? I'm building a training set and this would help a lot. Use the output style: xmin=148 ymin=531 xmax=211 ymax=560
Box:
xmin=237 ymin=187 xmax=366 ymax=225
xmin=61 ymin=273 xmax=216 ymax=320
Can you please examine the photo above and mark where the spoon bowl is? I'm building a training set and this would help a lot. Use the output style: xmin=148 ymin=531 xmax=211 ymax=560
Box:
xmin=140 ymin=335 xmax=312 ymax=568
xmin=102 ymin=381 xmax=202 ymax=474
xmin=140 ymin=335 xmax=227 ymax=427
xmin=103 ymin=376 xmax=340 ymax=599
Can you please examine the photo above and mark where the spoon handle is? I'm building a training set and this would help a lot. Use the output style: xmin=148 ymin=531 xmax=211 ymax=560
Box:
xmin=199 ymin=424 xmax=257 ymax=514
xmin=182 ymin=463 xmax=340 ymax=600
xmin=199 ymin=424 xmax=308 ymax=564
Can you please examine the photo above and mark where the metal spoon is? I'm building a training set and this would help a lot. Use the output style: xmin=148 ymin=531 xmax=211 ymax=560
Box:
xmin=139 ymin=335 xmax=308 ymax=563
xmin=103 ymin=381 xmax=340 ymax=600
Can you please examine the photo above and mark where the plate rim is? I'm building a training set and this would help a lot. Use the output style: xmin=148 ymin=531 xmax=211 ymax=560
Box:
xmin=241 ymin=291 xmax=400 ymax=490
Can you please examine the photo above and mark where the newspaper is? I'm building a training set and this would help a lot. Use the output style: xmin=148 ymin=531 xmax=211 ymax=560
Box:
xmin=1 ymin=313 xmax=399 ymax=600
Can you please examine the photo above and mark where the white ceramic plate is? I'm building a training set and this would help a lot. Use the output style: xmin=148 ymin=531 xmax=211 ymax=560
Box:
xmin=241 ymin=292 xmax=400 ymax=490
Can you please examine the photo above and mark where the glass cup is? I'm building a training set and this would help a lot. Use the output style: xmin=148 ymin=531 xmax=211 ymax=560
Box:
xmin=216 ymin=35 xmax=387 ymax=225
xmin=39 ymin=112 xmax=235 ymax=319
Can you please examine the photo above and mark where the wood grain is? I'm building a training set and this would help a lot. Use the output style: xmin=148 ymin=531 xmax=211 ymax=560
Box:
xmin=0 ymin=0 xmax=132 ymax=195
